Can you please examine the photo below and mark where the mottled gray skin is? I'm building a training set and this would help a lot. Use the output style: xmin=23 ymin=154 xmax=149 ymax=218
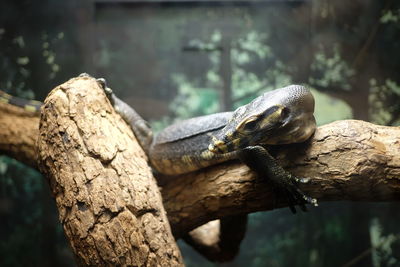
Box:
xmin=101 ymin=82 xmax=318 ymax=212
xmin=150 ymin=112 xmax=237 ymax=174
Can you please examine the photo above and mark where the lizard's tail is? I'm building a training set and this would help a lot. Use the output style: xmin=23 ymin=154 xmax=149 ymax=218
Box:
xmin=0 ymin=90 xmax=42 ymax=113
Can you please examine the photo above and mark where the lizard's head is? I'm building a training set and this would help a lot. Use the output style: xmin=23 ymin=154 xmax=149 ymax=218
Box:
xmin=208 ymin=85 xmax=316 ymax=154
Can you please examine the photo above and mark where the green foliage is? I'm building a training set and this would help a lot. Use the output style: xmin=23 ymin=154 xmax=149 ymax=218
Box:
xmin=369 ymin=79 xmax=400 ymax=125
xmin=0 ymin=28 xmax=64 ymax=99
xmin=170 ymin=74 xmax=220 ymax=119
xmin=309 ymin=44 xmax=355 ymax=91
xmin=370 ymin=218 xmax=399 ymax=267
xmin=164 ymin=30 xmax=353 ymax=128
xmin=42 ymin=32 xmax=63 ymax=80
xmin=163 ymin=29 xmax=295 ymax=123
xmin=311 ymin=88 xmax=352 ymax=126
xmin=380 ymin=9 xmax=400 ymax=24
xmin=0 ymin=156 xmax=43 ymax=266
xmin=0 ymin=155 xmax=72 ymax=267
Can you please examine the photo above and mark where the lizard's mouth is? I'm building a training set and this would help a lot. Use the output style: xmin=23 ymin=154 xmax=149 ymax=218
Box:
xmin=208 ymin=138 xmax=242 ymax=154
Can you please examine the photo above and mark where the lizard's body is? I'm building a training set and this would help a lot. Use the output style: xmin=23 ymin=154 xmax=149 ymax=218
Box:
xmin=144 ymin=86 xmax=315 ymax=175
xmin=150 ymin=111 xmax=236 ymax=175
xmin=102 ymin=81 xmax=317 ymax=211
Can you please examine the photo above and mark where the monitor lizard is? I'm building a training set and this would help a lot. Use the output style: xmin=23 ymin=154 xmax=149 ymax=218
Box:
xmin=96 ymin=77 xmax=318 ymax=213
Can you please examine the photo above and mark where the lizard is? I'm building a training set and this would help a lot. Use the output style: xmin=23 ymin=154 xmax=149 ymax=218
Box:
xmin=0 ymin=77 xmax=318 ymax=212
xmin=95 ymin=77 xmax=318 ymax=213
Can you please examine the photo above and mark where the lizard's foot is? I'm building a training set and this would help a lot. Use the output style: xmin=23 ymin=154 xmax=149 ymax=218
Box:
xmin=96 ymin=78 xmax=108 ymax=92
xmin=78 ymin=73 xmax=113 ymax=97
xmin=239 ymin=145 xmax=317 ymax=213
xmin=281 ymin=174 xmax=318 ymax=213
xmin=96 ymin=78 xmax=114 ymax=103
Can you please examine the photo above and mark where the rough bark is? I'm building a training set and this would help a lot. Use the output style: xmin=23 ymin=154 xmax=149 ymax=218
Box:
xmin=164 ymin=120 xmax=400 ymax=237
xmin=1 ymin=81 xmax=400 ymax=256
xmin=36 ymin=77 xmax=183 ymax=266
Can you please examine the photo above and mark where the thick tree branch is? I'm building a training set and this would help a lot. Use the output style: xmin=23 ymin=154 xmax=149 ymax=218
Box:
xmin=36 ymin=77 xmax=183 ymax=266
xmin=163 ymin=120 xmax=400 ymax=237
xmin=0 ymin=101 xmax=39 ymax=168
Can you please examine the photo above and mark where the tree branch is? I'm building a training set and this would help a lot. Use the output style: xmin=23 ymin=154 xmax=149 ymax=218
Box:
xmin=162 ymin=120 xmax=400 ymax=237
xmin=0 ymin=100 xmax=39 ymax=168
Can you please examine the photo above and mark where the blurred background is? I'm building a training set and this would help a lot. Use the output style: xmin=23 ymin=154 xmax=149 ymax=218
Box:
xmin=0 ymin=0 xmax=399 ymax=266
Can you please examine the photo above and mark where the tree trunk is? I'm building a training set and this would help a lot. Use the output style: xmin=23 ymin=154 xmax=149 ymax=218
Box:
xmin=36 ymin=76 xmax=183 ymax=266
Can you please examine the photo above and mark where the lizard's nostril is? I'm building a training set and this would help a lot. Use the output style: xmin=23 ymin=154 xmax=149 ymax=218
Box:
xmin=208 ymin=140 xmax=225 ymax=154
xmin=208 ymin=143 xmax=217 ymax=153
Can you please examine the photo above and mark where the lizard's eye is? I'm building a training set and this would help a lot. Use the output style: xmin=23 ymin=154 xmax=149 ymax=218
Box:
xmin=281 ymin=106 xmax=289 ymax=119
xmin=243 ymin=118 xmax=259 ymax=131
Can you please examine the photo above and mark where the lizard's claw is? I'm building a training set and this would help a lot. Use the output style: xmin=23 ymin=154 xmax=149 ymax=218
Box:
xmin=96 ymin=78 xmax=107 ymax=91
xmin=79 ymin=73 xmax=92 ymax=78
xmin=284 ymin=175 xmax=317 ymax=213
xmin=238 ymin=146 xmax=318 ymax=213
xmin=96 ymin=78 xmax=114 ymax=101
xmin=78 ymin=74 xmax=113 ymax=97
xmin=104 ymin=86 xmax=113 ymax=97
xmin=295 ymin=177 xmax=311 ymax=184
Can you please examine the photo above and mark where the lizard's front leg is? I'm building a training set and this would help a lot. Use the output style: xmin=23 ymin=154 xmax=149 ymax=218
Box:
xmin=96 ymin=77 xmax=153 ymax=154
xmin=238 ymin=145 xmax=317 ymax=213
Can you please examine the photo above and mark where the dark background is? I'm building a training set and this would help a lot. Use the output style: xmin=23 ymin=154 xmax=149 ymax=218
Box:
xmin=0 ymin=0 xmax=399 ymax=266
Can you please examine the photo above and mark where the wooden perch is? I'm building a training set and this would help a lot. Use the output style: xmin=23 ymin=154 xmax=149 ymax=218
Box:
xmin=164 ymin=119 xmax=400 ymax=236
xmin=36 ymin=77 xmax=183 ymax=266
xmin=1 ymin=77 xmax=400 ymax=263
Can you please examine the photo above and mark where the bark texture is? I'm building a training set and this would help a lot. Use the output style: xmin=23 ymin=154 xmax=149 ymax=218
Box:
xmin=36 ymin=77 xmax=183 ymax=266
xmin=163 ymin=120 xmax=400 ymax=236
xmin=0 ymin=101 xmax=39 ymax=168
